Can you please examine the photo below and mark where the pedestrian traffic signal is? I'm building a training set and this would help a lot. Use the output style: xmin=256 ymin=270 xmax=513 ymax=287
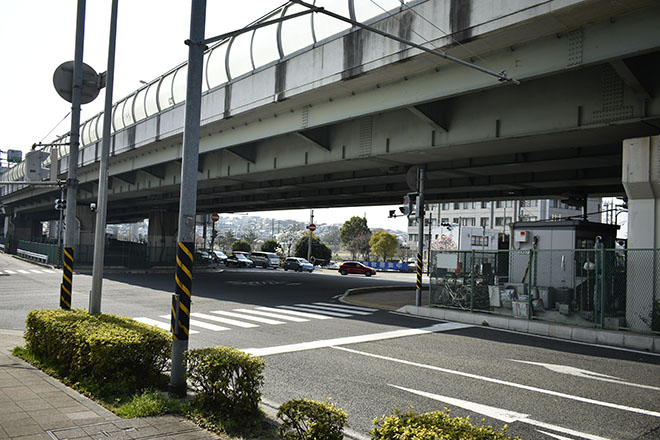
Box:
xmin=54 ymin=199 xmax=66 ymax=211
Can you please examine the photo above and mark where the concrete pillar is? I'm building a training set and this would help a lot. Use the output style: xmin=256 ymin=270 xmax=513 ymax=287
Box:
xmin=622 ymin=135 xmax=660 ymax=332
xmin=75 ymin=204 xmax=96 ymax=247
xmin=148 ymin=211 xmax=178 ymax=264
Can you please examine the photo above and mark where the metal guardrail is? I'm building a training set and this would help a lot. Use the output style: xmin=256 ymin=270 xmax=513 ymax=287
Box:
xmin=429 ymin=248 xmax=660 ymax=336
xmin=16 ymin=249 xmax=48 ymax=264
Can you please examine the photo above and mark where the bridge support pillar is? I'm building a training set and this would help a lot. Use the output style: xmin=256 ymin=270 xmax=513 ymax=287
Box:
xmin=622 ymin=135 xmax=660 ymax=332
xmin=5 ymin=215 xmax=42 ymax=253
xmin=76 ymin=204 xmax=96 ymax=247
xmin=148 ymin=211 xmax=178 ymax=264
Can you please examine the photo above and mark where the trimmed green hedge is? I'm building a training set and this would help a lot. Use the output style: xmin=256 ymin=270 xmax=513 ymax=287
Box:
xmin=371 ymin=409 xmax=521 ymax=440
xmin=277 ymin=398 xmax=347 ymax=440
xmin=185 ymin=346 xmax=265 ymax=419
xmin=24 ymin=309 xmax=171 ymax=395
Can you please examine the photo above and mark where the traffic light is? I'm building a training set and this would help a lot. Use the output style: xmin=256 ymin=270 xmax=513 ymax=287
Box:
xmin=54 ymin=199 xmax=66 ymax=211
xmin=399 ymin=193 xmax=416 ymax=217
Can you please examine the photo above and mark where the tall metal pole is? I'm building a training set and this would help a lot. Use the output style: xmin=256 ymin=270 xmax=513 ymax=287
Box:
xmin=415 ymin=169 xmax=425 ymax=307
xmin=170 ymin=0 xmax=206 ymax=396
xmin=89 ymin=0 xmax=118 ymax=315
xmin=60 ymin=0 xmax=86 ymax=311
xmin=307 ymin=209 xmax=314 ymax=261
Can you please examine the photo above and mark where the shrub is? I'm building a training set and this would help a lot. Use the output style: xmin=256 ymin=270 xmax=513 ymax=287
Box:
xmin=277 ymin=398 xmax=347 ymax=440
xmin=371 ymin=409 xmax=521 ymax=440
xmin=185 ymin=346 xmax=265 ymax=419
xmin=24 ymin=309 xmax=171 ymax=396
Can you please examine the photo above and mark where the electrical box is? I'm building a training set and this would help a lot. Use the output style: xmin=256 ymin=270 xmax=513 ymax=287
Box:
xmin=514 ymin=230 xmax=530 ymax=243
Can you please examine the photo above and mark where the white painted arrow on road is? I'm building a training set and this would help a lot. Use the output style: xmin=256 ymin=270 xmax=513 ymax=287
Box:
xmin=390 ymin=384 xmax=613 ymax=440
xmin=511 ymin=360 xmax=660 ymax=391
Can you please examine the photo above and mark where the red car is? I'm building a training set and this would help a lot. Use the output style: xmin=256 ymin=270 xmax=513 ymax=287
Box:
xmin=338 ymin=261 xmax=377 ymax=277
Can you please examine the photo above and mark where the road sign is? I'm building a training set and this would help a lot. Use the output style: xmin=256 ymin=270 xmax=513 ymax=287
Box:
xmin=211 ymin=213 xmax=219 ymax=222
xmin=7 ymin=149 xmax=22 ymax=163
xmin=308 ymin=223 xmax=316 ymax=231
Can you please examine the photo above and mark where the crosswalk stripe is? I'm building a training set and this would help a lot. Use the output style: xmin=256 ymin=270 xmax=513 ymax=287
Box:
xmin=17 ymin=270 xmax=30 ymax=274
xmin=313 ymin=302 xmax=378 ymax=312
xmin=42 ymin=269 xmax=57 ymax=273
xmin=300 ymin=303 xmax=372 ymax=315
xmin=210 ymin=310 xmax=285 ymax=325
xmin=191 ymin=312 xmax=258 ymax=328
xmin=281 ymin=305 xmax=352 ymax=317
xmin=29 ymin=270 xmax=43 ymax=273
xmin=234 ymin=308 xmax=309 ymax=322
xmin=3 ymin=270 xmax=15 ymax=274
xmin=257 ymin=306 xmax=333 ymax=320
xmin=159 ymin=315 xmax=229 ymax=331
xmin=134 ymin=317 xmax=200 ymax=334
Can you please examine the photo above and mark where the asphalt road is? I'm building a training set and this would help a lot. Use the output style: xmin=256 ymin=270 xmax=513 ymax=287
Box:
xmin=1 ymin=253 xmax=659 ymax=440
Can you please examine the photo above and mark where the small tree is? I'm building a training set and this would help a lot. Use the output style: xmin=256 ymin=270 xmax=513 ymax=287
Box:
xmin=340 ymin=217 xmax=371 ymax=259
xmin=370 ymin=231 xmax=398 ymax=261
xmin=276 ymin=226 xmax=305 ymax=256
xmin=261 ymin=239 xmax=279 ymax=253
xmin=294 ymin=232 xmax=332 ymax=263
xmin=219 ymin=230 xmax=236 ymax=251
xmin=231 ymin=239 xmax=251 ymax=252
xmin=431 ymin=234 xmax=456 ymax=250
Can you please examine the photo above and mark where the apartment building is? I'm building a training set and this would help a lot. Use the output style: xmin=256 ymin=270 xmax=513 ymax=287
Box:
xmin=408 ymin=198 xmax=602 ymax=246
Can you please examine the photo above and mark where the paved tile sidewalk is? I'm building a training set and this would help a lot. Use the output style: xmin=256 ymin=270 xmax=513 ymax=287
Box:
xmin=0 ymin=330 xmax=219 ymax=440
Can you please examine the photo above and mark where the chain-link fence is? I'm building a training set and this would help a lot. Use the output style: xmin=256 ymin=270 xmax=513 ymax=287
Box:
xmin=430 ymin=248 xmax=659 ymax=335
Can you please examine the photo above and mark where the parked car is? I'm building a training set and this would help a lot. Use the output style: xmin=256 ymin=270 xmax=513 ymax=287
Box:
xmin=194 ymin=250 xmax=214 ymax=265
xmin=249 ymin=251 xmax=281 ymax=268
xmin=226 ymin=251 xmax=255 ymax=267
xmin=338 ymin=261 xmax=377 ymax=277
xmin=212 ymin=250 xmax=228 ymax=265
xmin=283 ymin=257 xmax=314 ymax=272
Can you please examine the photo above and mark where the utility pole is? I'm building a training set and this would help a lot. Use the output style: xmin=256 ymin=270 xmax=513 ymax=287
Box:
xmin=60 ymin=0 xmax=86 ymax=311
xmin=169 ymin=0 xmax=206 ymax=397
xmin=307 ymin=209 xmax=314 ymax=261
xmin=415 ymin=169 xmax=425 ymax=307
xmin=89 ymin=0 xmax=118 ymax=315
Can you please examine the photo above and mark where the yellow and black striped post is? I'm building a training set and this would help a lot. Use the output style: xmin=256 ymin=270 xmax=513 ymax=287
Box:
xmin=171 ymin=241 xmax=193 ymax=341
xmin=415 ymin=252 xmax=423 ymax=293
xmin=60 ymin=247 xmax=74 ymax=310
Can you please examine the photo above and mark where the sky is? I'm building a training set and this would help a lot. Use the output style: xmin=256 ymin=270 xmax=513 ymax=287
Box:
xmin=0 ymin=0 xmax=409 ymax=231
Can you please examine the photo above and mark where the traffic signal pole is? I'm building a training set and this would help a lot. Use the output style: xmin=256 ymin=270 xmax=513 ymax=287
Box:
xmin=169 ymin=0 xmax=206 ymax=396
xmin=415 ymin=169 xmax=425 ymax=307
xmin=60 ymin=0 xmax=86 ymax=311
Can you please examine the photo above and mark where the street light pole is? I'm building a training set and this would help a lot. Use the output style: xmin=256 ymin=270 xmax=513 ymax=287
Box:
xmin=89 ymin=0 xmax=118 ymax=315
xmin=169 ymin=0 xmax=207 ymax=396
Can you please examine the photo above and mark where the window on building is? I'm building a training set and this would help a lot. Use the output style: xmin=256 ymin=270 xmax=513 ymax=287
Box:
xmin=496 ymin=201 xmax=503 ymax=208
xmin=471 ymin=235 xmax=489 ymax=246
xmin=495 ymin=217 xmax=505 ymax=226
xmin=453 ymin=202 xmax=460 ymax=210
xmin=506 ymin=201 xmax=514 ymax=208
xmin=481 ymin=201 xmax=489 ymax=209
xmin=462 ymin=217 xmax=476 ymax=226
xmin=452 ymin=217 xmax=460 ymax=224
xmin=461 ymin=202 xmax=468 ymax=209
xmin=409 ymin=234 xmax=417 ymax=241
xmin=441 ymin=217 xmax=449 ymax=224
xmin=480 ymin=217 xmax=489 ymax=227
xmin=442 ymin=203 xmax=450 ymax=210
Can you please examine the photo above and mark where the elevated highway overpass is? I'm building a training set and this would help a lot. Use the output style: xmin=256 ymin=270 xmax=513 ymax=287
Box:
xmin=1 ymin=0 xmax=659 ymax=241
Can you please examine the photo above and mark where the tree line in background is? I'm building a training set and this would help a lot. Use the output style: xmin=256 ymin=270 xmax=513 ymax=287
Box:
xmin=200 ymin=215 xmax=455 ymax=264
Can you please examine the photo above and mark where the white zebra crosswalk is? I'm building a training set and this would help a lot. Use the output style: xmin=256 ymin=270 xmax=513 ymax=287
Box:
xmin=0 ymin=268 xmax=58 ymax=275
xmin=134 ymin=302 xmax=378 ymax=335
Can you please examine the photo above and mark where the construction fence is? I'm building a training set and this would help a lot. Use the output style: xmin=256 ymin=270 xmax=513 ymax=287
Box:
xmin=430 ymin=248 xmax=659 ymax=335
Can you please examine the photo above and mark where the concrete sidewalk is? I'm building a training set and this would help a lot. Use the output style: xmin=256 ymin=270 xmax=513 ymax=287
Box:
xmin=0 ymin=330 xmax=220 ymax=440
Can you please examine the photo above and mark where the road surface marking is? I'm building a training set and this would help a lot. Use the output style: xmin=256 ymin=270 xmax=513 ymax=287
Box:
xmin=29 ymin=270 xmax=43 ymax=273
xmin=234 ymin=308 xmax=309 ymax=322
xmin=390 ymin=385 xmax=612 ymax=440
xmin=333 ymin=347 xmax=660 ymax=418
xmin=3 ymin=270 xmax=16 ymax=274
xmin=243 ymin=322 xmax=472 ymax=357
xmin=159 ymin=315 xmax=229 ymax=331
xmin=191 ymin=312 xmax=258 ymax=328
xmin=296 ymin=303 xmax=372 ymax=315
xmin=257 ymin=306 xmax=333 ymax=320
xmin=279 ymin=305 xmax=352 ymax=317
xmin=210 ymin=310 xmax=285 ymax=325
xmin=511 ymin=359 xmax=660 ymax=391
xmin=315 ymin=302 xmax=378 ymax=312
xmin=42 ymin=269 xmax=57 ymax=273
xmin=134 ymin=317 xmax=199 ymax=334
xmin=17 ymin=270 xmax=30 ymax=274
